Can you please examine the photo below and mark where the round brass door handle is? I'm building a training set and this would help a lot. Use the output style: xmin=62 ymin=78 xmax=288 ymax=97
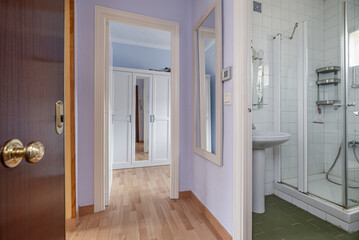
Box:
xmin=1 ymin=139 xmax=45 ymax=168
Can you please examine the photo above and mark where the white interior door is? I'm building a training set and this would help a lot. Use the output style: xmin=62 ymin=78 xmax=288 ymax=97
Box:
xmin=112 ymin=71 xmax=133 ymax=169
xmin=107 ymin=62 xmax=114 ymax=205
xmin=151 ymin=74 xmax=171 ymax=163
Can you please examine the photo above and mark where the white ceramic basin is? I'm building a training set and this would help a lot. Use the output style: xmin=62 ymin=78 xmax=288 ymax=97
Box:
xmin=252 ymin=131 xmax=290 ymax=214
xmin=252 ymin=131 xmax=291 ymax=150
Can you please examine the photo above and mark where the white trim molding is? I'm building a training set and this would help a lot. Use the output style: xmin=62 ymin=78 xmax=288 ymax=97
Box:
xmin=94 ymin=6 xmax=180 ymax=212
xmin=233 ymin=0 xmax=253 ymax=239
xmin=192 ymin=0 xmax=223 ymax=166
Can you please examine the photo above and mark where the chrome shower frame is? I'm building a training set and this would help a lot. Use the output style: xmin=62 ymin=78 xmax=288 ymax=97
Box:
xmin=344 ymin=0 xmax=349 ymax=209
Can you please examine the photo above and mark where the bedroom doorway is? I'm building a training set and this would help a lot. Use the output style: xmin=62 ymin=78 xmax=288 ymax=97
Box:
xmin=94 ymin=6 xmax=180 ymax=212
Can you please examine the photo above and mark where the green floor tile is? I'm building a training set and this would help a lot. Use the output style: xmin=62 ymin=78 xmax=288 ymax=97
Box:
xmin=253 ymin=195 xmax=359 ymax=240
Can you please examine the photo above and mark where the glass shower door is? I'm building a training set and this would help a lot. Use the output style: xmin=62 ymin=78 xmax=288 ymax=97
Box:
xmin=306 ymin=1 xmax=345 ymax=207
xmin=346 ymin=0 xmax=359 ymax=209
xmin=279 ymin=33 xmax=299 ymax=188
xmin=346 ymin=75 xmax=359 ymax=208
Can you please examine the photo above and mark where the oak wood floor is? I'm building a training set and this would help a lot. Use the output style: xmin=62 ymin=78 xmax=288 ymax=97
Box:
xmin=135 ymin=142 xmax=148 ymax=161
xmin=66 ymin=166 xmax=222 ymax=240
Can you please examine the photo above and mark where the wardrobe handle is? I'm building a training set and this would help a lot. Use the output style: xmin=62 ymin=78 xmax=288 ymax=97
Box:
xmin=129 ymin=115 xmax=132 ymax=123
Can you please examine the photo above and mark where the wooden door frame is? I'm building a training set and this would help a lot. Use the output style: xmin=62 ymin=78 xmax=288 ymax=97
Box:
xmin=233 ymin=0 xmax=252 ymax=239
xmin=94 ymin=6 xmax=180 ymax=212
xmin=65 ymin=0 xmax=77 ymax=220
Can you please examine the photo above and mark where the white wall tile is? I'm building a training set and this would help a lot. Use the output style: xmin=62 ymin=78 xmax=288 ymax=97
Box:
xmin=250 ymin=0 xmax=359 ymax=196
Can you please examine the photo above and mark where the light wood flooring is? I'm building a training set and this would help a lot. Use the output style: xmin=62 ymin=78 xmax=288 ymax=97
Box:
xmin=135 ymin=142 xmax=148 ymax=161
xmin=66 ymin=166 xmax=222 ymax=240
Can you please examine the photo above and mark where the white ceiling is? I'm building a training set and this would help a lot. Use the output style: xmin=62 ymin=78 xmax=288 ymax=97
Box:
xmin=109 ymin=21 xmax=171 ymax=51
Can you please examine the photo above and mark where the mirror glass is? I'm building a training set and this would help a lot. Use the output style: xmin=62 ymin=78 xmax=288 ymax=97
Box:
xmin=135 ymin=77 xmax=150 ymax=161
xmin=196 ymin=9 xmax=216 ymax=154
xmin=252 ymin=47 xmax=264 ymax=109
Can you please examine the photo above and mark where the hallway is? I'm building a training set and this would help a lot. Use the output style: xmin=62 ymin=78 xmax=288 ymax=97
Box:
xmin=66 ymin=166 xmax=221 ymax=239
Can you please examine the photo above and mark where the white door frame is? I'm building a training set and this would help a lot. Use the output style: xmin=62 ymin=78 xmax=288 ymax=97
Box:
xmin=94 ymin=6 xmax=180 ymax=212
xmin=233 ymin=0 xmax=253 ymax=239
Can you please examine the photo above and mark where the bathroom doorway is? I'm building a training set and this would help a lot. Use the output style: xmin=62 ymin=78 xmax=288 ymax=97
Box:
xmin=249 ymin=0 xmax=359 ymax=239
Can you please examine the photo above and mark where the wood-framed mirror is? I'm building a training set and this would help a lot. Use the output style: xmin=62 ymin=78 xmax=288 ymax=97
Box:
xmin=193 ymin=0 xmax=222 ymax=166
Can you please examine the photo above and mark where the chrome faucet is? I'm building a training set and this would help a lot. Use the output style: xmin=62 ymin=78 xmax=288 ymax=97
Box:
xmin=349 ymin=140 xmax=359 ymax=147
xmin=252 ymin=124 xmax=256 ymax=130
xmin=348 ymin=102 xmax=356 ymax=107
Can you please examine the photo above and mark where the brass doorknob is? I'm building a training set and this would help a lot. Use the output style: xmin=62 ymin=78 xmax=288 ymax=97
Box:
xmin=1 ymin=139 xmax=45 ymax=168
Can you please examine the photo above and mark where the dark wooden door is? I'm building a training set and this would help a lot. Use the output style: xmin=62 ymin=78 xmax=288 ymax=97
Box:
xmin=0 ymin=0 xmax=65 ymax=239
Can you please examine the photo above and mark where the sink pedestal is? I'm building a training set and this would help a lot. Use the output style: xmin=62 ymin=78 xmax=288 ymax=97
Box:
xmin=252 ymin=149 xmax=265 ymax=214
xmin=252 ymin=131 xmax=290 ymax=214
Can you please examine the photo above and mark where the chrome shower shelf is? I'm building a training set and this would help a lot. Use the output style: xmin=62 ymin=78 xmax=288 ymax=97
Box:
xmin=316 ymin=78 xmax=341 ymax=85
xmin=316 ymin=100 xmax=340 ymax=105
xmin=316 ymin=66 xmax=341 ymax=74
xmin=316 ymin=66 xmax=340 ymax=106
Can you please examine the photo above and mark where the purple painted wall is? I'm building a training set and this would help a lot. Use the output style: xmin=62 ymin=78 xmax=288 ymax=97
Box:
xmin=191 ymin=0 xmax=234 ymax=235
xmin=75 ymin=0 xmax=193 ymax=206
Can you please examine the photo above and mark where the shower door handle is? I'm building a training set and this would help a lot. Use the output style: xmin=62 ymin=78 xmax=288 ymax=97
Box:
xmin=354 ymin=111 xmax=359 ymax=116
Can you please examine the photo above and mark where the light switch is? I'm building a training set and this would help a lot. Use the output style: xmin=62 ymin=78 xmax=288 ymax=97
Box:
xmin=224 ymin=93 xmax=231 ymax=105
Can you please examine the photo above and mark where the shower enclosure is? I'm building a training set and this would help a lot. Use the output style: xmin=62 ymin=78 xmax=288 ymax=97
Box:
xmin=273 ymin=0 xmax=359 ymax=232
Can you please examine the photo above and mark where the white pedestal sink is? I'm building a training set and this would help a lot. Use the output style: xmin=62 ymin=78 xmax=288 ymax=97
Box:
xmin=252 ymin=131 xmax=290 ymax=214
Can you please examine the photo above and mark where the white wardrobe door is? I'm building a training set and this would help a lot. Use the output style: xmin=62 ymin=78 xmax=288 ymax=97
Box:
xmin=112 ymin=71 xmax=133 ymax=169
xmin=151 ymin=74 xmax=170 ymax=162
